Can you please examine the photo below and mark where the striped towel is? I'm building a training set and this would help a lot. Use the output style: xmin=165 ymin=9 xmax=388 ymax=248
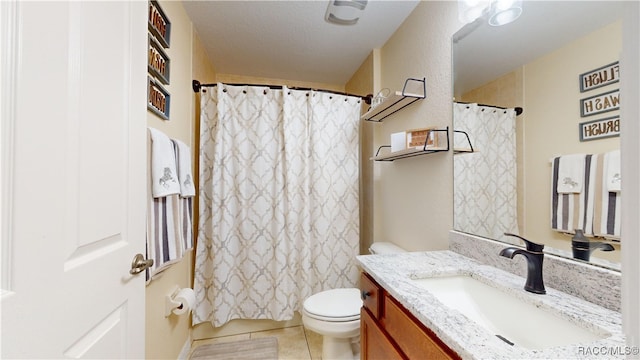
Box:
xmin=551 ymin=155 xmax=596 ymax=235
xmin=147 ymin=194 xmax=183 ymax=280
xmin=556 ymin=154 xmax=585 ymax=193
xmin=171 ymin=139 xmax=196 ymax=197
xmin=605 ymin=149 xmax=621 ymax=193
xmin=180 ymin=197 xmax=194 ymax=251
xmin=593 ymin=152 xmax=621 ymax=240
xmin=145 ymin=131 xmax=194 ymax=281
xmin=148 ymin=128 xmax=181 ymax=198
xmin=171 ymin=139 xmax=194 ymax=252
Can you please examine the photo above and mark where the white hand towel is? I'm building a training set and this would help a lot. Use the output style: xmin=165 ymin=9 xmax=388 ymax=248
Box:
xmin=557 ymin=154 xmax=585 ymax=194
xmin=148 ymin=127 xmax=180 ymax=198
xmin=605 ymin=149 xmax=621 ymax=193
xmin=171 ymin=139 xmax=196 ymax=197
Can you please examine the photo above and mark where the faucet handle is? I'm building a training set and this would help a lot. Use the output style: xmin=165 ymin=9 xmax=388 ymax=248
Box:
xmin=504 ymin=232 xmax=545 ymax=252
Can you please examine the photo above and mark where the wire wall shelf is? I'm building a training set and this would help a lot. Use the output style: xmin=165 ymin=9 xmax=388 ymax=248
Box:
xmin=361 ymin=78 xmax=426 ymax=122
xmin=453 ymin=130 xmax=474 ymax=153
xmin=372 ymin=127 xmax=449 ymax=162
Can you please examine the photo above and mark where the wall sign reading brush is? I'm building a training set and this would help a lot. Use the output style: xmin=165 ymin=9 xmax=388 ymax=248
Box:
xmin=579 ymin=116 xmax=620 ymax=142
xmin=578 ymin=61 xmax=620 ymax=141
xmin=148 ymin=77 xmax=171 ymax=120
xmin=147 ymin=0 xmax=172 ymax=119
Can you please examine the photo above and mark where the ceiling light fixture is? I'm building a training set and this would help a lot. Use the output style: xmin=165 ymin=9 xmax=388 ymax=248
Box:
xmin=458 ymin=0 xmax=523 ymax=26
xmin=488 ymin=0 xmax=523 ymax=26
xmin=325 ymin=0 xmax=368 ymax=26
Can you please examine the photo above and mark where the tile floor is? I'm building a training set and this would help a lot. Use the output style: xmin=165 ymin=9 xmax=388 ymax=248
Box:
xmin=189 ymin=325 xmax=323 ymax=360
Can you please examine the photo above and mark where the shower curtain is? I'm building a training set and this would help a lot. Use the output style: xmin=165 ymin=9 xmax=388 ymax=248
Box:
xmin=194 ymin=84 xmax=361 ymax=327
xmin=453 ymin=103 xmax=518 ymax=243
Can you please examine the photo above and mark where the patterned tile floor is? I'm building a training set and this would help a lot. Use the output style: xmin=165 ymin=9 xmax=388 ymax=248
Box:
xmin=190 ymin=325 xmax=323 ymax=360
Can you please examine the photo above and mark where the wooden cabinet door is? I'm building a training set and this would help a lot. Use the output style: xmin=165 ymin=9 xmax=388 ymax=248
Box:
xmin=361 ymin=272 xmax=383 ymax=319
xmin=361 ymin=308 xmax=405 ymax=360
xmin=383 ymin=296 xmax=459 ymax=360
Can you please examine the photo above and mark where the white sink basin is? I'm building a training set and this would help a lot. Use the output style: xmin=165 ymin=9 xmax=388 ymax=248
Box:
xmin=411 ymin=274 xmax=609 ymax=350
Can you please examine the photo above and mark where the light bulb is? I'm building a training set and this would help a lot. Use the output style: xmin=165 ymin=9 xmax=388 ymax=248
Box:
xmin=488 ymin=0 xmax=522 ymax=26
xmin=458 ymin=0 xmax=491 ymax=24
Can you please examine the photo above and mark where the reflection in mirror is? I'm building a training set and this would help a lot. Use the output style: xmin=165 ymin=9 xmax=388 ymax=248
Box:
xmin=452 ymin=1 xmax=630 ymax=270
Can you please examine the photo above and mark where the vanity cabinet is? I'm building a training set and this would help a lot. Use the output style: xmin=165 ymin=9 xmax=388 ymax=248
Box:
xmin=360 ymin=272 xmax=460 ymax=360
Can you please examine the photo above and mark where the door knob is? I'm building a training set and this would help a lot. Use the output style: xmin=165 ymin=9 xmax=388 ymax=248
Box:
xmin=130 ymin=253 xmax=154 ymax=275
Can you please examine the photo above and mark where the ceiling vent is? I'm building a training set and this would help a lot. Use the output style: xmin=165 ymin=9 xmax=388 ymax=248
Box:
xmin=325 ymin=0 xmax=368 ymax=25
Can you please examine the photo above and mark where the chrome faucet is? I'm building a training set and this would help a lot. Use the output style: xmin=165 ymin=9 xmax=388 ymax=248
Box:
xmin=499 ymin=233 xmax=546 ymax=294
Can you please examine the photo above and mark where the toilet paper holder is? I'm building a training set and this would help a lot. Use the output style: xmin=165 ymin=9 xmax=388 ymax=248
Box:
xmin=165 ymin=286 xmax=191 ymax=317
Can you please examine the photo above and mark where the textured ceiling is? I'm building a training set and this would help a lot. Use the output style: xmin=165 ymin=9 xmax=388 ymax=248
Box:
xmin=183 ymin=1 xmax=420 ymax=85
xmin=453 ymin=1 xmax=629 ymax=95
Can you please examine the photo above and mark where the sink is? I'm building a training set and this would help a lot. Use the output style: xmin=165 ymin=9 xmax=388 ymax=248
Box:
xmin=411 ymin=274 xmax=609 ymax=350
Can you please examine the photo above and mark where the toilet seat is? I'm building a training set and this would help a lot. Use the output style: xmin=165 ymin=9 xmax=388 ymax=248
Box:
xmin=303 ymin=288 xmax=361 ymax=322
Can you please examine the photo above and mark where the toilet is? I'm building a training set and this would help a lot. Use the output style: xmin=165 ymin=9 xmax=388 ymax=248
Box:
xmin=368 ymin=241 xmax=406 ymax=255
xmin=301 ymin=242 xmax=406 ymax=360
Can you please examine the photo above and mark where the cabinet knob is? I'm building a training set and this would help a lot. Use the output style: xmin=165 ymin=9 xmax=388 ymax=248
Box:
xmin=361 ymin=290 xmax=372 ymax=300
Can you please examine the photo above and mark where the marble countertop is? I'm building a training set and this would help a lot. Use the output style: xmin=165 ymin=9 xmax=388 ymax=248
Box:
xmin=356 ymin=250 xmax=626 ymax=359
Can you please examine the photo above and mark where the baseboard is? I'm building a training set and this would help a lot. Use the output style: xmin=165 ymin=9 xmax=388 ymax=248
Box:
xmin=177 ymin=334 xmax=192 ymax=360
xmin=192 ymin=312 xmax=303 ymax=340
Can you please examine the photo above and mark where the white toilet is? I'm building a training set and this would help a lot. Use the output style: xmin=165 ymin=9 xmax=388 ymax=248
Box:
xmin=301 ymin=242 xmax=406 ymax=360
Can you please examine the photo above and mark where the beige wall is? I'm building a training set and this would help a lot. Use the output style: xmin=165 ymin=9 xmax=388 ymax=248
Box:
xmin=147 ymin=1 xmax=194 ymax=145
xmin=191 ymin=26 xmax=218 ymax=287
xmin=523 ymin=21 xmax=621 ymax=260
xmin=372 ymin=2 xmax=460 ymax=252
xmin=346 ymin=52 xmax=375 ymax=255
xmin=145 ymin=1 xmax=216 ymax=359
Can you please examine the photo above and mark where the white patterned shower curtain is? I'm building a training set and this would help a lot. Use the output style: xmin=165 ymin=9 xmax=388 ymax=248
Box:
xmin=453 ymin=103 xmax=519 ymax=243
xmin=194 ymin=84 xmax=361 ymax=327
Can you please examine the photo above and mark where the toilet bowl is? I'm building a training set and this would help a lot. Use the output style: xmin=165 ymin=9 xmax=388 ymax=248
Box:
xmin=302 ymin=288 xmax=362 ymax=360
xmin=302 ymin=242 xmax=406 ymax=360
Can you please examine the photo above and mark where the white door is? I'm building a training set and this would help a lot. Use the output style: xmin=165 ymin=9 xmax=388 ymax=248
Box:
xmin=1 ymin=1 xmax=147 ymax=358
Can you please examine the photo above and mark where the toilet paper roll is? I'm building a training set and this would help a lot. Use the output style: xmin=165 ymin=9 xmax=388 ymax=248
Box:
xmin=172 ymin=288 xmax=196 ymax=315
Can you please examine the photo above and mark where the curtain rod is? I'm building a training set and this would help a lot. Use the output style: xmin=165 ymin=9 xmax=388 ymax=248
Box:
xmin=455 ymin=101 xmax=523 ymax=116
xmin=192 ymin=80 xmax=372 ymax=105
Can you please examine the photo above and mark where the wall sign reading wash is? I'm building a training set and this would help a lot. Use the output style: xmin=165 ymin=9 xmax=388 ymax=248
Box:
xmin=148 ymin=1 xmax=170 ymax=48
xmin=148 ymin=35 xmax=170 ymax=85
xmin=580 ymin=89 xmax=619 ymax=117
xmin=148 ymin=77 xmax=170 ymax=120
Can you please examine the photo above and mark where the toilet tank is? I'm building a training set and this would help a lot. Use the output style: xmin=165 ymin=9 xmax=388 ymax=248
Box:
xmin=369 ymin=242 xmax=406 ymax=254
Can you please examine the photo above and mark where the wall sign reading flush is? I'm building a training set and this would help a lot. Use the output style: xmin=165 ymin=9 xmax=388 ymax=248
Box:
xmin=148 ymin=77 xmax=171 ymax=120
xmin=148 ymin=1 xmax=171 ymax=48
xmin=579 ymin=61 xmax=619 ymax=93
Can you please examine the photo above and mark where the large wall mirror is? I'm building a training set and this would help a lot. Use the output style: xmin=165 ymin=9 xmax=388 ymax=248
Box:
xmin=452 ymin=1 xmax=631 ymax=270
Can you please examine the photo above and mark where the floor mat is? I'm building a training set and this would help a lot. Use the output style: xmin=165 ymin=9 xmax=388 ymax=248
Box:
xmin=189 ymin=337 xmax=278 ymax=360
